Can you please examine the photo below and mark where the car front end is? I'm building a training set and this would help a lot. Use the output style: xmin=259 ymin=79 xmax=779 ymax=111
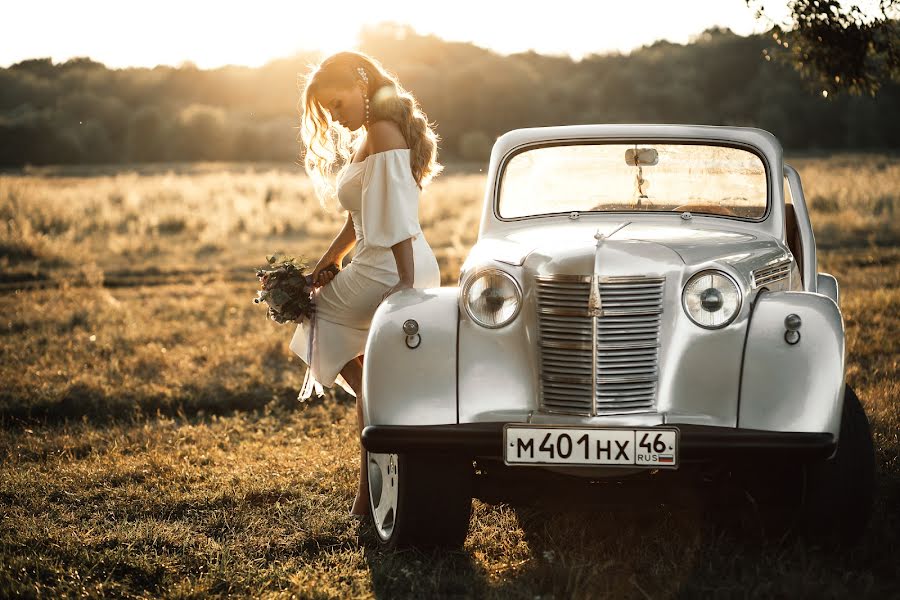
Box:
xmin=359 ymin=125 xmax=866 ymax=548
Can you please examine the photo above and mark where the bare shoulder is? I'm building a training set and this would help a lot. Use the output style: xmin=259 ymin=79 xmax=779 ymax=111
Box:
xmin=366 ymin=120 xmax=408 ymax=154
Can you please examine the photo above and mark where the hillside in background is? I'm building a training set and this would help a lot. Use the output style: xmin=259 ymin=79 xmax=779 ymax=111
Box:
xmin=2 ymin=22 xmax=899 ymax=167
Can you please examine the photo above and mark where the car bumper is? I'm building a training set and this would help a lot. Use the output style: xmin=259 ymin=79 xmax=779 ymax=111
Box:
xmin=361 ymin=423 xmax=836 ymax=463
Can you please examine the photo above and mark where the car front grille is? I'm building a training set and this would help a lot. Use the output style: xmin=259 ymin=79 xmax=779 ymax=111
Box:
xmin=535 ymin=275 xmax=665 ymax=415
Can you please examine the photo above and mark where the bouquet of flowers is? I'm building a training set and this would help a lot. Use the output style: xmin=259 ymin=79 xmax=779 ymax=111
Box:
xmin=253 ymin=253 xmax=317 ymax=324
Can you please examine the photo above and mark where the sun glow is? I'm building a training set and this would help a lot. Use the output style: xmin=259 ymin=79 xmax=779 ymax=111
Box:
xmin=1 ymin=0 xmax=846 ymax=69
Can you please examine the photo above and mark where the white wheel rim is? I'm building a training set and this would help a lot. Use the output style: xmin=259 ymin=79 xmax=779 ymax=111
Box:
xmin=367 ymin=452 xmax=398 ymax=540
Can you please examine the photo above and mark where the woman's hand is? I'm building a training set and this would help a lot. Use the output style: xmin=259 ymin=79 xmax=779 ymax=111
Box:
xmin=381 ymin=279 xmax=413 ymax=302
xmin=311 ymin=255 xmax=341 ymax=288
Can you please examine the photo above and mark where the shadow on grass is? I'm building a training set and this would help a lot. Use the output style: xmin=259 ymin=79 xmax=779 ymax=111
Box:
xmin=355 ymin=472 xmax=898 ymax=599
xmin=360 ymin=538 xmax=489 ymax=599
xmin=501 ymin=493 xmax=897 ymax=598
xmin=0 ymin=379 xmax=350 ymax=428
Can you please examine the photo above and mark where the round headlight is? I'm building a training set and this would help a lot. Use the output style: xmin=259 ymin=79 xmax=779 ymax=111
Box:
xmin=463 ymin=269 xmax=522 ymax=328
xmin=682 ymin=270 xmax=742 ymax=328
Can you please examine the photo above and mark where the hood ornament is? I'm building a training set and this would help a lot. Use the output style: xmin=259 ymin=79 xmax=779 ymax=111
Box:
xmin=588 ymin=223 xmax=629 ymax=317
xmin=588 ymin=229 xmax=604 ymax=317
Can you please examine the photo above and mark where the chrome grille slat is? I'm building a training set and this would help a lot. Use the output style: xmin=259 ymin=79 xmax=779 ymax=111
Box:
xmin=601 ymin=283 xmax=664 ymax=289
xmin=541 ymin=323 xmax=593 ymax=330
xmin=598 ymin=308 xmax=663 ymax=316
xmin=597 ymin=392 xmax=655 ymax=400
xmin=542 ymin=362 xmax=593 ymax=371
xmin=538 ymin=307 xmax=596 ymax=316
xmin=595 ymin=341 xmax=659 ymax=350
xmin=596 ymin=361 xmax=659 ymax=370
xmin=536 ymin=288 xmax=589 ymax=295
xmin=597 ymin=357 xmax=656 ymax=365
xmin=601 ymin=297 xmax=664 ymax=303
xmin=592 ymin=397 xmax=656 ymax=405
xmin=597 ymin=401 xmax=655 ymax=408
xmin=596 ymin=327 xmax=659 ymax=335
xmin=542 ymin=350 xmax=594 ymax=360
xmin=597 ymin=367 xmax=658 ymax=383
xmin=751 ymin=258 xmax=791 ymax=288
xmin=536 ymin=275 xmax=665 ymax=415
xmin=597 ymin=381 xmax=657 ymax=392
xmin=540 ymin=328 xmax=593 ymax=337
xmin=540 ymin=301 xmax=596 ymax=309
xmin=596 ymin=350 xmax=657 ymax=359
xmin=597 ymin=319 xmax=661 ymax=327
xmin=540 ymin=341 xmax=593 ymax=350
xmin=596 ymin=332 xmax=658 ymax=342
xmin=542 ymin=337 xmax=593 ymax=346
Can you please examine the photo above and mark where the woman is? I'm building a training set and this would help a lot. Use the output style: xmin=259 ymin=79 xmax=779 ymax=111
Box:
xmin=291 ymin=51 xmax=443 ymax=516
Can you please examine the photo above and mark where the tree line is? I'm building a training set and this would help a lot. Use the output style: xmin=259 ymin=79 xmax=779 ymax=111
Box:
xmin=1 ymin=23 xmax=897 ymax=167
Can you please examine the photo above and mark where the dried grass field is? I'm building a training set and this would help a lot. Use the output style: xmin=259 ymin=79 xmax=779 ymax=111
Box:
xmin=1 ymin=155 xmax=898 ymax=598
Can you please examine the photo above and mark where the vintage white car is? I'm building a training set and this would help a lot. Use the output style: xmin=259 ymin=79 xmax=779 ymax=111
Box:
xmin=359 ymin=124 xmax=876 ymax=549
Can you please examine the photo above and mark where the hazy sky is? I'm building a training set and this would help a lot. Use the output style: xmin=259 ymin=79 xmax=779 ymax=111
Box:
xmin=3 ymin=0 xmax=876 ymax=69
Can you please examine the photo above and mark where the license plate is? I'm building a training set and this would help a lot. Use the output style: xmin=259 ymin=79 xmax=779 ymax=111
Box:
xmin=504 ymin=425 xmax=680 ymax=469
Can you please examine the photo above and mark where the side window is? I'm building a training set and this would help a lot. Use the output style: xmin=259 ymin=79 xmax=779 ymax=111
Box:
xmin=784 ymin=175 xmax=794 ymax=205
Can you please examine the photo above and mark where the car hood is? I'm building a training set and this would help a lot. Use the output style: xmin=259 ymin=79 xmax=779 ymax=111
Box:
xmin=469 ymin=221 xmax=787 ymax=277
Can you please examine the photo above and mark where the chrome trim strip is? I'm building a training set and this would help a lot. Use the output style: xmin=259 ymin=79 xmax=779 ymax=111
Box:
xmin=537 ymin=274 xmax=665 ymax=285
xmin=597 ymin=374 xmax=658 ymax=384
xmin=591 ymin=296 xmax=598 ymax=417
xmin=536 ymin=274 xmax=593 ymax=283
xmin=538 ymin=307 xmax=664 ymax=316
xmin=539 ymin=406 xmax=658 ymax=417
xmin=540 ymin=340 xmax=594 ymax=350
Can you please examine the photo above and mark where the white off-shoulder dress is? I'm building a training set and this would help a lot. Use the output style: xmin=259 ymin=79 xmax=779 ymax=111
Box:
xmin=290 ymin=148 xmax=441 ymax=398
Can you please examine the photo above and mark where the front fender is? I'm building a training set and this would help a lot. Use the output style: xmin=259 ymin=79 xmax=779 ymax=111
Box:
xmin=738 ymin=291 xmax=844 ymax=438
xmin=362 ymin=287 xmax=459 ymax=426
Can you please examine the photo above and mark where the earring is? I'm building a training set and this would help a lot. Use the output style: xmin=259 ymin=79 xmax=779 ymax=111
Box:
xmin=357 ymin=66 xmax=370 ymax=127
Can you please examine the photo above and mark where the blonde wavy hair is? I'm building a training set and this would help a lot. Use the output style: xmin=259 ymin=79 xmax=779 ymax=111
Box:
xmin=298 ymin=51 xmax=444 ymax=210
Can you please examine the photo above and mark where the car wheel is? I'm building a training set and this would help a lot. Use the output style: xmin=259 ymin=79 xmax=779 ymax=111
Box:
xmin=366 ymin=451 xmax=472 ymax=549
xmin=798 ymin=384 xmax=876 ymax=544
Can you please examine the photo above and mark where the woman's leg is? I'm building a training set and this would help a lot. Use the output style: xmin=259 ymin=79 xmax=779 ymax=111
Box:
xmin=339 ymin=355 xmax=368 ymax=515
xmin=355 ymin=355 xmax=366 ymax=510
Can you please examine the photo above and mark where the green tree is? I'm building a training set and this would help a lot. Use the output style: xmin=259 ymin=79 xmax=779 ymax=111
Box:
xmin=748 ymin=0 xmax=900 ymax=96
xmin=126 ymin=105 xmax=170 ymax=162
xmin=173 ymin=104 xmax=227 ymax=161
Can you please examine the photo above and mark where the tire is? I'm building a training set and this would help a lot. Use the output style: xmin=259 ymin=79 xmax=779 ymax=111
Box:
xmin=366 ymin=451 xmax=472 ymax=549
xmin=798 ymin=384 xmax=876 ymax=544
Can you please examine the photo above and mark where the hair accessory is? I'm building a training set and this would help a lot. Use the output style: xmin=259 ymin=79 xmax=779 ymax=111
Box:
xmin=357 ymin=67 xmax=370 ymax=126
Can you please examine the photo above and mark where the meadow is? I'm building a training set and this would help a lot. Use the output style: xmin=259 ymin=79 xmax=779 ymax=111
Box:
xmin=0 ymin=155 xmax=898 ymax=598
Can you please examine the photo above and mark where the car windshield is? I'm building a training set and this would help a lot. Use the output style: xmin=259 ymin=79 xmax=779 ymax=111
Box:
xmin=497 ymin=143 xmax=768 ymax=219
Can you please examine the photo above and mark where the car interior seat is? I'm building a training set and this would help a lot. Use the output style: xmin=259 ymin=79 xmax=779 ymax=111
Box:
xmin=783 ymin=203 xmax=804 ymax=286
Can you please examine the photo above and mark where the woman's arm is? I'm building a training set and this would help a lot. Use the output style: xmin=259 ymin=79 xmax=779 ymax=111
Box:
xmin=312 ymin=213 xmax=356 ymax=286
xmin=390 ymin=237 xmax=414 ymax=286
xmin=328 ymin=212 xmax=357 ymax=263
xmin=381 ymin=237 xmax=414 ymax=301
